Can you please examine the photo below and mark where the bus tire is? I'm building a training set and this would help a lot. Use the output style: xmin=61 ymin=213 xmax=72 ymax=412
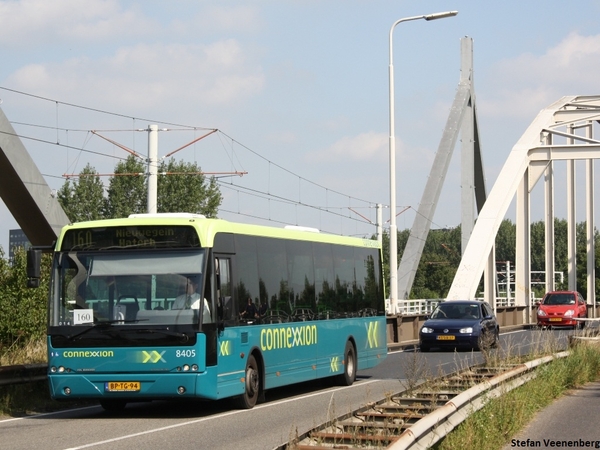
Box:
xmin=99 ymin=399 xmax=127 ymax=412
xmin=337 ymin=341 xmax=356 ymax=386
xmin=236 ymin=354 xmax=260 ymax=409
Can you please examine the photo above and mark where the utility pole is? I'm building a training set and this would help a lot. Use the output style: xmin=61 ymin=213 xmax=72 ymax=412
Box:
xmin=147 ymin=124 xmax=158 ymax=214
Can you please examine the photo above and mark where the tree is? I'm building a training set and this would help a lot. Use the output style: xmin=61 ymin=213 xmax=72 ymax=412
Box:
xmin=57 ymin=156 xmax=222 ymax=221
xmin=495 ymin=219 xmax=516 ymax=264
xmin=105 ymin=155 xmax=146 ymax=219
xmin=157 ymin=158 xmax=222 ymax=217
xmin=57 ymin=163 xmax=106 ymax=222
xmin=0 ymin=247 xmax=50 ymax=349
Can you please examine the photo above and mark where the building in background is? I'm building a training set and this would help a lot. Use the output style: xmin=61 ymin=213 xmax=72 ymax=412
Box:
xmin=9 ymin=229 xmax=30 ymax=261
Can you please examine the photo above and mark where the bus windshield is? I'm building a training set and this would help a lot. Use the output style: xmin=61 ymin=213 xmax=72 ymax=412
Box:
xmin=49 ymin=249 xmax=207 ymax=328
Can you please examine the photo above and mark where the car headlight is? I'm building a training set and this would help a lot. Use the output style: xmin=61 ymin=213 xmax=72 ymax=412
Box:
xmin=421 ymin=327 xmax=434 ymax=334
xmin=564 ymin=309 xmax=575 ymax=317
xmin=459 ymin=327 xmax=474 ymax=333
xmin=537 ymin=309 xmax=547 ymax=317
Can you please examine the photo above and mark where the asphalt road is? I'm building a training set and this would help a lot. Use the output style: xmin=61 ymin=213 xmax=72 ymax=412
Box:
xmin=0 ymin=329 xmax=572 ymax=450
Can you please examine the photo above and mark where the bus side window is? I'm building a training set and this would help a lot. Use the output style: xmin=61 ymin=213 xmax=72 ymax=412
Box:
xmin=216 ymin=257 xmax=233 ymax=322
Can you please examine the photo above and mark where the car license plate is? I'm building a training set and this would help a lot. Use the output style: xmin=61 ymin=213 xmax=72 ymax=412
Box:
xmin=437 ymin=335 xmax=455 ymax=341
xmin=549 ymin=318 xmax=562 ymax=322
xmin=105 ymin=381 xmax=140 ymax=392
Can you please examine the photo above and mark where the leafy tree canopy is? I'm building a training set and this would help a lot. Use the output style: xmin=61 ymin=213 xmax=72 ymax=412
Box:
xmin=58 ymin=155 xmax=222 ymax=221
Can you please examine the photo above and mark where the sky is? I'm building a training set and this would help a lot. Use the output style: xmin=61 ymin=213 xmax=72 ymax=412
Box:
xmin=1 ymin=0 xmax=600 ymax=253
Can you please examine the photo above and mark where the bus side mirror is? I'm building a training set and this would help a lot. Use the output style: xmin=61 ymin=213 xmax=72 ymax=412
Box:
xmin=26 ymin=248 xmax=42 ymax=288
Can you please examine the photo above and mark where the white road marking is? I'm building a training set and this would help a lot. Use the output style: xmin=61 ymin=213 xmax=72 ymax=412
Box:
xmin=53 ymin=379 xmax=384 ymax=449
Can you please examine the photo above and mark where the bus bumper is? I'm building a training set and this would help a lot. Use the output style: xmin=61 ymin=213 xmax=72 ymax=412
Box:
xmin=48 ymin=370 xmax=218 ymax=401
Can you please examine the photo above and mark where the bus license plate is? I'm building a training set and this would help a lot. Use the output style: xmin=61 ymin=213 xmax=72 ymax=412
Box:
xmin=105 ymin=381 xmax=140 ymax=392
xmin=437 ymin=335 xmax=455 ymax=341
xmin=549 ymin=318 xmax=562 ymax=322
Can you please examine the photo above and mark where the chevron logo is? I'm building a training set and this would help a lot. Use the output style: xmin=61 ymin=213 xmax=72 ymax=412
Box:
xmin=330 ymin=356 xmax=339 ymax=373
xmin=141 ymin=350 xmax=166 ymax=363
xmin=367 ymin=321 xmax=379 ymax=349
xmin=220 ymin=340 xmax=231 ymax=356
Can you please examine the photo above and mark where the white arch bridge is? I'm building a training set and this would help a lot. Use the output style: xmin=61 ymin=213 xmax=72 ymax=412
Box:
xmin=395 ymin=95 xmax=600 ymax=330
xmin=386 ymin=94 xmax=600 ymax=345
xmin=385 ymin=38 xmax=600 ymax=331
xmin=450 ymin=95 xmax=600 ymax=308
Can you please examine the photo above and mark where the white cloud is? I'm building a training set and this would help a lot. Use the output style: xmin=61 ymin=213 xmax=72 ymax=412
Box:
xmin=485 ymin=32 xmax=600 ymax=120
xmin=265 ymin=130 xmax=297 ymax=145
xmin=7 ymin=40 xmax=265 ymax=111
xmin=0 ymin=1 xmax=262 ymax=47
xmin=309 ymin=131 xmax=387 ymax=163
xmin=183 ymin=5 xmax=263 ymax=34
xmin=0 ymin=0 xmax=154 ymax=45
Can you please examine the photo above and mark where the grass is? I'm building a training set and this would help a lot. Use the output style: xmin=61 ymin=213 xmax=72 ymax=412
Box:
xmin=0 ymin=337 xmax=46 ymax=366
xmin=432 ymin=335 xmax=600 ymax=450
xmin=0 ymin=338 xmax=95 ymax=417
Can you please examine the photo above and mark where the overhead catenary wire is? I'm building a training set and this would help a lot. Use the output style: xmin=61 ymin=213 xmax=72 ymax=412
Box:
xmin=0 ymin=85 xmax=453 ymax=234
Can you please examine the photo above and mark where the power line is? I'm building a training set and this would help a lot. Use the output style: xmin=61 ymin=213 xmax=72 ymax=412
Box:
xmin=217 ymin=129 xmax=375 ymax=206
xmin=0 ymin=128 xmax=128 ymax=162
xmin=3 ymin=86 xmax=446 ymax=234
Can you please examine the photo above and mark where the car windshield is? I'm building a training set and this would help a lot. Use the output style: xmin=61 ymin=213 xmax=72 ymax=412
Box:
xmin=431 ymin=303 xmax=481 ymax=320
xmin=543 ymin=293 xmax=575 ymax=305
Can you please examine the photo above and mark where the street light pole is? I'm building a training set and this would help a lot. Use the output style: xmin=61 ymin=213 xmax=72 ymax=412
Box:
xmin=388 ymin=11 xmax=458 ymax=315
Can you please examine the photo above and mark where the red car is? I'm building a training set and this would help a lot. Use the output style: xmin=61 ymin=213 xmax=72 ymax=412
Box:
xmin=537 ymin=290 xmax=587 ymax=329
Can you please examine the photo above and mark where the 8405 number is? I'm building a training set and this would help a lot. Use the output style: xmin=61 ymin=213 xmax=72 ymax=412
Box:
xmin=176 ymin=349 xmax=196 ymax=358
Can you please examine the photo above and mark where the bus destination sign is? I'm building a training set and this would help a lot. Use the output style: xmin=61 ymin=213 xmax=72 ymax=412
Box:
xmin=61 ymin=225 xmax=201 ymax=250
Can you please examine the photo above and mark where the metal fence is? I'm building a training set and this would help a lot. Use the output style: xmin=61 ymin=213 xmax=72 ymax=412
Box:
xmin=0 ymin=363 xmax=47 ymax=386
xmin=395 ymin=297 xmax=518 ymax=316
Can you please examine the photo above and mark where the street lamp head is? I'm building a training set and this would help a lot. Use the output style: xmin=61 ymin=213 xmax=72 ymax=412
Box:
xmin=424 ymin=10 xmax=458 ymax=21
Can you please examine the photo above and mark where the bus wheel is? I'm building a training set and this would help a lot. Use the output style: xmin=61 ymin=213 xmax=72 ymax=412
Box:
xmin=100 ymin=399 xmax=127 ymax=412
xmin=237 ymin=354 xmax=260 ymax=409
xmin=337 ymin=341 xmax=356 ymax=386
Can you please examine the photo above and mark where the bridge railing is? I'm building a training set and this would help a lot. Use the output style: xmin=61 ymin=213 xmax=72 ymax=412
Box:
xmin=394 ymin=297 xmax=517 ymax=316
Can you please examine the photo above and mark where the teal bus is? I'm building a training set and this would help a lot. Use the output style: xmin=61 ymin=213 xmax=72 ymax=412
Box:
xmin=27 ymin=213 xmax=387 ymax=411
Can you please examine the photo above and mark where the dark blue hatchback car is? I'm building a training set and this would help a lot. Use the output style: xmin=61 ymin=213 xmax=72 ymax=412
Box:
xmin=419 ymin=300 xmax=499 ymax=352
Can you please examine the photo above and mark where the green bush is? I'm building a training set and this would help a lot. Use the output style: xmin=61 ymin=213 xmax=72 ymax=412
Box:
xmin=0 ymin=247 xmax=51 ymax=351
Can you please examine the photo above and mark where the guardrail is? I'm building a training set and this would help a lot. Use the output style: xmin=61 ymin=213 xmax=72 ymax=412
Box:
xmin=0 ymin=363 xmax=47 ymax=386
xmin=390 ymin=351 xmax=570 ymax=449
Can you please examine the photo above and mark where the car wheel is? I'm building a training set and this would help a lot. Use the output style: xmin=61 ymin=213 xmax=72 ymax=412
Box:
xmin=420 ymin=344 xmax=430 ymax=353
xmin=477 ymin=331 xmax=495 ymax=351
xmin=492 ymin=329 xmax=499 ymax=348
xmin=475 ymin=335 xmax=482 ymax=351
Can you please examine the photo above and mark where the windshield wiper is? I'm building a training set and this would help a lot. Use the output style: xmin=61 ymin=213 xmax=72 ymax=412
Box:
xmin=66 ymin=319 xmax=144 ymax=341
xmin=123 ymin=328 xmax=190 ymax=342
